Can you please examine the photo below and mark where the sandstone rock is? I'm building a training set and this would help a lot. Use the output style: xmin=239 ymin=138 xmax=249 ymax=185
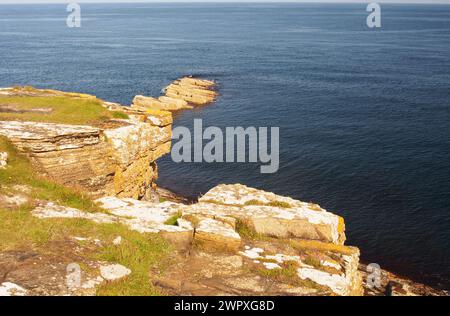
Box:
xmin=100 ymin=264 xmax=131 ymax=281
xmin=239 ymin=242 xmax=362 ymax=296
xmin=158 ymin=96 xmax=191 ymax=110
xmin=0 ymin=121 xmax=100 ymax=153
xmin=200 ymin=183 xmax=313 ymax=209
xmin=96 ymin=197 xmax=194 ymax=249
xmin=103 ymin=121 xmax=171 ymax=168
xmin=163 ymin=77 xmax=217 ymax=106
xmin=197 ymin=184 xmax=345 ymax=244
xmin=0 ymin=282 xmax=27 ymax=296
xmin=0 ymin=151 xmax=7 ymax=169
xmin=132 ymin=95 xmax=191 ymax=111
xmin=194 ymin=218 xmax=241 ymax=252
xmin=0 ymin=117 xmax=171 ymax=199
xmin=33 ymin=202 xmax=117 ymax=224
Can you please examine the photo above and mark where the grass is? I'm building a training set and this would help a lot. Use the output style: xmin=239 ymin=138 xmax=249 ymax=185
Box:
xmin=0 ymin=136 xmax=102 ymax=212
xmin=0 ymin=135 xmax=174 ymax=295
xmin=267 ymin=201 xmax=292 ymax=208
xmin=0 ymin=94 xmax=127 ymax=125
xmin=290 ymin=239 xmax=357 ymax=256
xmin=235 ymin=218 xmax=260 ymax=240
xmin=255 ymin=260 xmax=325 ymax=291
xmin=244 ymin=200 xmax=264 ymax=206
xmin=0 ymin=206 xmax=171 ymax=296
xmin=204 ymin=199 xmax=292 ymax=208
xmin=163 ymin=211 xmax=182 ymax=226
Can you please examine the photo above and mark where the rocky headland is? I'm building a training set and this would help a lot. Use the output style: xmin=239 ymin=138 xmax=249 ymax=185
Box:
xmin=0 ymin=80 xmax=446 ymax=296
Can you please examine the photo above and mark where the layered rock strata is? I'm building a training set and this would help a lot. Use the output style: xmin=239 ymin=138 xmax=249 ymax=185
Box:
xmin=131 ymin=77 xmax=217 ymax=111
xmin=0 ymin=88 xmax=173 ymax=199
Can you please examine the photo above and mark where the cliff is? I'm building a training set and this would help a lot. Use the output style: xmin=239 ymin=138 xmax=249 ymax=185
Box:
xmin=0 ymin=80 xmax=443 ymax=296
xmin=0 ymin=86 xmax=172 ymax=200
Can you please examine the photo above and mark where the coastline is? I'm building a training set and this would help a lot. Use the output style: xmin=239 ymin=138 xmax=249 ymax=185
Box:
xmin=157 ymin=183 xmax=449 ymax=296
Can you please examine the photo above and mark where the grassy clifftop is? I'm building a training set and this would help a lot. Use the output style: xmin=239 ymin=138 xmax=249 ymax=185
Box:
xmin=0 ymin=86 xmax=128 ymax=125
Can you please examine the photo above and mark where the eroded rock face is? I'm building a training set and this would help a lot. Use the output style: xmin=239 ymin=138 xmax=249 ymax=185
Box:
xmin=0 ymin=117 xmax=172 ymax=200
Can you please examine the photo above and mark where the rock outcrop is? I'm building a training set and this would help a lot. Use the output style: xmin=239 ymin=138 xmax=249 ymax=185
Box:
xmin=131 ymin=77 xmax=217 ymax=112
xmin=0 ymin=88 xmax=173 ymax=199
xmin=32 ymin=184 xmax=363 ymax=296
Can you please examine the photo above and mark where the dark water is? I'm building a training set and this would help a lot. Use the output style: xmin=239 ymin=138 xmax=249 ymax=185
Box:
xmin=0 ymin=3 xmax=449 ymax=289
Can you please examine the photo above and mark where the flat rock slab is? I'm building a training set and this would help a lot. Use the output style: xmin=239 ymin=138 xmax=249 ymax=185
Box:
xmin=0 ymin=121 xmax=100 ymax=152
xmin=0 ymin=282 xmax=27 ymax=296
xmin=197 ymin=184 xmax=345 ymax=244
xmin=100 ymin=264 xmax=131 ymax=281
xmin=33 ymin=201 xmax=194 ymax=250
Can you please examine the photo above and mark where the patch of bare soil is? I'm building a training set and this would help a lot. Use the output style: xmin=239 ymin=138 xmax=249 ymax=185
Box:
xmin=0 ymin=239 xmax=102 ymax=296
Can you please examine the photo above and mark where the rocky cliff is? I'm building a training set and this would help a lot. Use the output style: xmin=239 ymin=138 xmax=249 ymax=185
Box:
xmin=0 ymin=86 xmax=172 ymax=200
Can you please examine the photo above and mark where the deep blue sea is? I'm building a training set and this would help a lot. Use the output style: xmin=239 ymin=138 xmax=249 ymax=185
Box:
xmin=0 ymin=3 xmax=449 ymax=289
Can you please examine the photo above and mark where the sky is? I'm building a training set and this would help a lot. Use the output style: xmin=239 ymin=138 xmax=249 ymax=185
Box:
xmin=1 ymin=0 xmax=450 ymax=4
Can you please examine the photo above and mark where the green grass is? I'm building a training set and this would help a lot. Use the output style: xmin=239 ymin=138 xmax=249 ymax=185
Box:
xmin=235 ymin=219 xmax=260 ymax=240
xmin=0 ymin=94 xmax=126 ymax=125
xmin=0 ymin=135 xmax=171 ymax=296
xmin=163 ymin=211 xmax=182 ymax=226
xmin=244 ymin=199 xmax=264 ymax=206
xmin=0 ymin=206 xmax=171 ymax=296
xmin=0 ymin=136 xmax=102 ymax=212
xmin=255 ymin=260 xmax=326 ymax=291
xmin=95 ymin=230 xmax=170 ymax=296
xmin=266 ymin=201 xmax=292 ymax=208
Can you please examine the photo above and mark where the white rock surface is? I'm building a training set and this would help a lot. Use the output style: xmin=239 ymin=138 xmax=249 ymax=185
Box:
xmin=298 ymin=267 xmax=349 ymax=296
xmin=100 ymin=264 xmax=131 ymax=281
xmin=113 ymin=236 xmax=122 ymax=245
xmin=263 ymin=262 xmax=282 ymax=270
xmin=0 ymin=151 xmax=7 ymax=169
xmin=0 ymin=282 xmax=27 ymax=296
xmin=195 ymin=184 xmax=345 ymax=244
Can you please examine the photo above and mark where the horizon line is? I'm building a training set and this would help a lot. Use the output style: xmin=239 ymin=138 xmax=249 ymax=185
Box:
xmin=2 ymin=1 xmax=450 ymax=5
